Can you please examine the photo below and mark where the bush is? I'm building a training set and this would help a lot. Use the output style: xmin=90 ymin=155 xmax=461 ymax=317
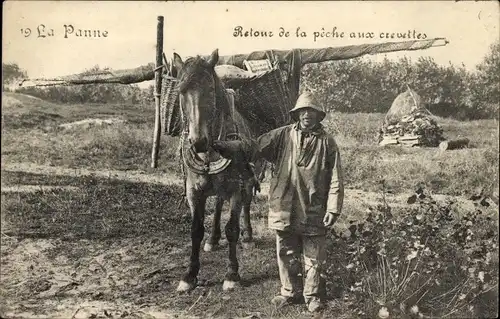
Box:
xmin=16 ymin=83 xmax=149 ymax=105
xmin=2 ymin=63 xmax=28 ymax=91
xmin=4 ymin=64 xmax=154 ymax=106
xmin=325 ymin=184 xmax=499 ymax=318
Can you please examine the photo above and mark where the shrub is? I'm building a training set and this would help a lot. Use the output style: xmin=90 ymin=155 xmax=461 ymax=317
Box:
xmin=6 ymin=64 xmax=154 ymax=106
xmin=17 ymin=83 xmax=148 ymax=105
xmin=2 ymin=63 xmax=28 ymax=91
xmin=325 ymin=183 xmax=499 ymax=318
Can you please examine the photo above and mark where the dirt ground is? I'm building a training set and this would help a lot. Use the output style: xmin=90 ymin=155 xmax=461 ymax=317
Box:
xmin=1 ymin=162 xmax=493 ymax=319
xmin=1 ymin=234 xmax=203 ymax=319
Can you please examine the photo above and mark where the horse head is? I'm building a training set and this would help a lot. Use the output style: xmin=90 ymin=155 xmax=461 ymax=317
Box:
xmin=173 ymin=49 xmax=225 ymax=153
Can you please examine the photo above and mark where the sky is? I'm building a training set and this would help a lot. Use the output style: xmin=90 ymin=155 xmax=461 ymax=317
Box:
xmin=3 ymin=1 xmax=499 ymax=88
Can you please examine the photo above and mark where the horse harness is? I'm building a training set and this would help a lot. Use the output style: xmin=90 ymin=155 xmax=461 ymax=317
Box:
xmin=177 ymin=71 xmax=256 ymax=202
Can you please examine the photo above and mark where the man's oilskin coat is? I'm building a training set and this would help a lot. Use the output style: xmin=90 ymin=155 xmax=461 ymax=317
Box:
xmin=232 ymin=122 xmax=344 ymax=235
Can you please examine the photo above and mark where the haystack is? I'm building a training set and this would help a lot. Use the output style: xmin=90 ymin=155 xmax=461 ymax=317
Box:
xmin=378 ymin=88 xmax=445 ymax=147
xmin=384 ymin=88 xmax=430 ymax=125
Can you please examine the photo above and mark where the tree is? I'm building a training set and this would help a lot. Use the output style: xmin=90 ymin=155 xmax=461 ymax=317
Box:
xmin=2 ymin=63 xmax=28 ymax=91
xmin=470 ymin=41 xmax=500 ymax=118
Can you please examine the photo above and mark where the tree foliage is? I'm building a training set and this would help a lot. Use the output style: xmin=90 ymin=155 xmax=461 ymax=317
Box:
xmin=301 ymin=40 xmax=499 ymax=120
xmin=470 ymin=41 xmax=500 ymax=117
xmin=2 ymin=63 xmax=28 ymax=91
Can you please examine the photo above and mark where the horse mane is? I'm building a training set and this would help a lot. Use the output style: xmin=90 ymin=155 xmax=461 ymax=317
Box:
xmin=177 ymin=56 xmax=230 ymax=117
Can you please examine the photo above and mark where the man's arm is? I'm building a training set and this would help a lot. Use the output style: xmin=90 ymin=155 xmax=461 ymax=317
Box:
xmin=326 ymin=146 xmax=344 ymax=215
xmin=324 ymin=137 xmax=344 ymax=227
xmin=214 ymin=126 xmax=288 ymax=164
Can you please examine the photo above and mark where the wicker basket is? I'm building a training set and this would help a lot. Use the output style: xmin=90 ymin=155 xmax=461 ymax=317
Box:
xmin=160 ymin=75 xmax=182 ymax=136
xmin=160 ymin=67 xmax=293 ymax=137
xmin=235 ymin=67 xmax=293 ymax=136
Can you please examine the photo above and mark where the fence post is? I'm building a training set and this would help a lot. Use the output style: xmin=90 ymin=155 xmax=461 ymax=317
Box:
xmin=151 ymin=16 xmax=164 ymax=168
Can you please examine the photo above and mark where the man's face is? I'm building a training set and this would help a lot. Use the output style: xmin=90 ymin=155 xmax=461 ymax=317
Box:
xmin=299 ymin=108 xmax=320 ymax=129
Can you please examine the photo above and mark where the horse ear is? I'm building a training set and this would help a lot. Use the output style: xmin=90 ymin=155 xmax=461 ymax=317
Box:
xmin=173 ymin=53 xmax=184 ymax=71
xmin=207 ymin=49 xmax=219 ymax=68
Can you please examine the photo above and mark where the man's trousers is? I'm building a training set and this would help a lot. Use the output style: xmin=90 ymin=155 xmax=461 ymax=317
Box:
xmin=276 ymin=230 xmax=326 ymax=304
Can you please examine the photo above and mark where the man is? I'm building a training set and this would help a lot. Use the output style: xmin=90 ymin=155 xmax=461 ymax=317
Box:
xmin=213 ymin=92 xmax=344 ymax=313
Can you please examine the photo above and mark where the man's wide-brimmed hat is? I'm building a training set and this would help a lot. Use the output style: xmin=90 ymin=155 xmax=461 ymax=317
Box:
xmin=289 ymin=92 xmax=326 ymax=122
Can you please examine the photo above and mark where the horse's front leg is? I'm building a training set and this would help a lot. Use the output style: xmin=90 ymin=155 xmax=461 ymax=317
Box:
xmin=223 ymin=192 xmax=243 ymax=291
xmin=177 ymin=190 xmax=207 ymax=292
xmin=204 ymin=196 xmax=224 ymax=252
xmin=241 ymin=183 xmax=253 ymax=243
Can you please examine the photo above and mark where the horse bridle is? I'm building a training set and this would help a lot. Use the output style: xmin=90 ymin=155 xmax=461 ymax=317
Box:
xmin=179 ymin=69 xmax=231 ymax=175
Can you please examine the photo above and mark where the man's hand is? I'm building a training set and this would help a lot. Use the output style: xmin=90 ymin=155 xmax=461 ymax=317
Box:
xmin=323 ymin=212 xmax=340 ymax=227
xmin=211 ymin=140 xmax=227 ymax=153
xmin=212 ymin=140 xmax=243 ymax=159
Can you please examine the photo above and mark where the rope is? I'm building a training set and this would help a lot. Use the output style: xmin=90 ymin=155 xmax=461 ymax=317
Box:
xmin=154 ymin=64 xmax=166 ymax=72
xmin=177 ymin=135 xmax=188 ymax=209
xmin=406 ymin=83 xmax=435 ymax=117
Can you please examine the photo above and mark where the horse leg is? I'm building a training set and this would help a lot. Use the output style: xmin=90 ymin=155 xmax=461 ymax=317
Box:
xmin=177 ymin=191 xmax=206 ymax=292
xmin=241 ymin=185 xmax=253 ymax=243
xmin=204 ymin=196 xmax=224 ymax=252
xmin=223 ymin=193 xmax=243 ymax=291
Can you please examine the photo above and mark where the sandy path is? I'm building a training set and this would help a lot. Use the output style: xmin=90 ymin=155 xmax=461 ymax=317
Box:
xmin=1 ymin=185 xmax=80 ymax=193
xmin=1 ymin=162 xmax=183 ymax=189
xmin=1 ymin=161 xmax=484 ymax=212
xmin=1 ymin=162 xmax=397 ymax=202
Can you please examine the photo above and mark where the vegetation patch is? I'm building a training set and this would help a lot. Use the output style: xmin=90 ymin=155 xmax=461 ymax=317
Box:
xmin=326 ymin=185 xmax=499 ymax=318
xmin=1 ymin=173 xmax=188 ymax=240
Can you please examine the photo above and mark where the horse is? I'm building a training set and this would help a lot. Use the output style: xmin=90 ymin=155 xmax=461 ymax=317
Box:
xmin=172 ymin=49 xmax=263 ymax=292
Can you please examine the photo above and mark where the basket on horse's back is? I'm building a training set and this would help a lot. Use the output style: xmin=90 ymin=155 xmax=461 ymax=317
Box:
xmin=160 ymin=75 xmax=182 ymax=136
xmin=235 ymin=67 xmax=293 ymax=136
xmin=160 ymin=65 xmax=293 ymax=137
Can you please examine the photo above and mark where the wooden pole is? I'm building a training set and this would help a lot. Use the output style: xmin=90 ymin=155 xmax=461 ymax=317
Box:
xmin=151 ymin=16 xmax=164 ymax=168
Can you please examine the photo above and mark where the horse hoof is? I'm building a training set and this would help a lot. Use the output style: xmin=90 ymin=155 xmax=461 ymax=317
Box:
xmin=222 ymin=280 xmax=240 ymax=291
xmin=241 ymin=230 xmax=253 ymax=243
xmin=204 ymin=243 xmax=218 ymax=252
xmin=177 ymin=280 xmax=195 ymax=292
